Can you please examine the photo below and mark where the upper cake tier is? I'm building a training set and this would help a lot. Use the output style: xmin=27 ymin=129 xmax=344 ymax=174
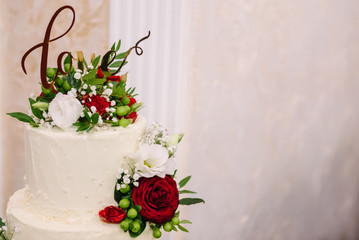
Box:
xmin=24 ymin=116 xmax=146 ymax=220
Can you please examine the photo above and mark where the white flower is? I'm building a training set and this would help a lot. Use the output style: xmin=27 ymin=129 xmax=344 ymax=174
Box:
xmin=74 ymin=72 xmax=81 ymax=79
xmin=102 ymin=89 xmax=113 ymax=96
xmin=75 ymin=69 xmax=82 ymax=73
xmin=133 ymin=182 xmax=139 ymax=187
xmin=111 ymin=100 xmax=116 ymax=106
xmin=123 ymin=178 xmax=130 ymax=184
xmin=48 ymin=93 xmax=83 ymax=129
xmin=83 ymin=84 xmax=88 ymax=89
xmin=128 ymin=144 xmax=175 ymax=178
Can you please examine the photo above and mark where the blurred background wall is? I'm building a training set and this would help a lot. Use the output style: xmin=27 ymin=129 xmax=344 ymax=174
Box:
xmin=1 ymin=0 xmax=359 ymax=240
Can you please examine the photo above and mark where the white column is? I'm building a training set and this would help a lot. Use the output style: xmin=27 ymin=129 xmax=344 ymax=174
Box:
xmin=109 ymin=0 xmax=186 ymax=132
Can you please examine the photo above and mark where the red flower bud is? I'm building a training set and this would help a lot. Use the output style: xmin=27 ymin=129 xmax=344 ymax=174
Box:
xmin=99 ymin=206 xmax=126 ymax=223
xmin=96 ymin=68 xmax=104 ymax=79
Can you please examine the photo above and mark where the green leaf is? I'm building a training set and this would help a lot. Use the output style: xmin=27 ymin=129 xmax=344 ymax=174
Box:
xmin=75 ymin=122 xmax=90 ymax=132
xmin=7 ymin=112 xmax=35 ymax=124
xmin=116 ymin=40 xmax=121 ymax=52
xmin=172 ymin=169 xmax=178 ymax=178
xmin=31 ymin=101 xmax=49 ymax=110
xmin=134 ymin=205 xmax=142 ymax=213
xmin=29 ymin=98 xmax=43 ymax=119
xmin=179 ymin=190 xmax=197 ymax=194
xmin=29 ymin=121 xmax=40 ymax=128
xmin=110 ymin=42 xmax=116 ymax=51
xmin=109 ymin=61 xmax=128 ymax=68
xmin=115 ymin=51 xmax=128 ymax=59
xmin=83 ymin=58 xmax=89 ymax=69
xmin=180 ymin=220 xmax=192 ymax=224
xmin=91 ymin=113 xmax=99 ymax=124
xmin=172 ymin=225 xmax=178 ymax=231
xmin=179 ymin=198 xmax=205 ymax=205
xmin=85 ymin=78 xmax=106 ymax=86
xmin=67 ymin=73 xmax=81 ymax=89
xmin=179 ymin=176 xmax=191 ymax=188
xmin=92 ymin=55 xmax=101 ymax=68
xmin=64 ymin=53 xmax=71 ymax=65
xmin=178 ymin=225 xmax=189 ymax=233
xmin=112 ymin=84 xmax=126 ymax=99
xmin=82 ymin=69 xmax=97 ymax=81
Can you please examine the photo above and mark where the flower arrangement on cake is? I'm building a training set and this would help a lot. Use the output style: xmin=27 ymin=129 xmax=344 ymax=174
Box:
xmin=99 ymin=123 xmax=204 ymax=238
xmin=8 ymin=36 xmax=146 ymax=132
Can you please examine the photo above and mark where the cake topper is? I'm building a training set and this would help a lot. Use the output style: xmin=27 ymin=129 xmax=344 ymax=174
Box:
xmin=21 ymin=5 xmax=75 ymax=89
xmin=21 ymin=5 xmax=150 ymax=89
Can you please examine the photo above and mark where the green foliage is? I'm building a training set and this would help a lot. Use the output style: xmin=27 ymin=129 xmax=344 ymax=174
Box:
xmin=7 ymin=112 xmax=38 ymax=127
xmin=29 ymin=98 xmax=43 ymax=119
xmin=179 ymin=198 xmax=205 ymax=205
xmin=67 ymin=73 xmax=81 ymax=89
xmin=178 ymin=224 xmax=189 ymax=232
xmin=178 ymin=190 xmax=197 ymax=194
xmin=178 ymin=176 xmax=191 ymax=188
xmin=92 ymin=55 xmax=101 ymax=68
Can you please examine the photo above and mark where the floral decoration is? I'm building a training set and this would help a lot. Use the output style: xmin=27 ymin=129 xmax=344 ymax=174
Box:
xmin=99 ymin=123 xmax=205 ymax=238
xmin=8 ymin=39 xmax=146 ymax=132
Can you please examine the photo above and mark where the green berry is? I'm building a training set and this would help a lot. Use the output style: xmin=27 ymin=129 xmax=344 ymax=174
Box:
xmin=46 ymin=68 xmax=56 ymax=78
xmin=171 ymin=216 xmax=180 ymax=225
xmin=41 ymin=85 xmax=52 ymax=95
xmin=116 ymin=106 xmax=130 ymax=116
xmin=121 ymin=96 xmax=130 ymax=105
xmin=119 ymin=118 xmax=130 ymax=128
xmin=120 ymin=219 xmax=130 ymax=231
xmin=56 ymin=77 xmax=64 ymax=87
xmin=130 ymin=221 xmax=141 ymax=232
xmin=163 ymin=222 xmax=172 ymax=232
xmin=120 ymin=184 xmax=130 ymax=194
xmin=119 ymin=199 xmax=130 ymax=209
xmin=153 ymin=229 xmax=162 ymax=238
xmin=63 ymin=81 xmax=71 ymax=91
xmin=127 ymin=208 xmax=138 ymax=219
xmin=130 ymin=221 xmax=141 ymax=233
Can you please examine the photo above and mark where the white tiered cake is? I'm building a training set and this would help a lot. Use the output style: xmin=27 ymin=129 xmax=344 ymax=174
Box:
xmin=6 ymin=116 xmax=154 ymax=240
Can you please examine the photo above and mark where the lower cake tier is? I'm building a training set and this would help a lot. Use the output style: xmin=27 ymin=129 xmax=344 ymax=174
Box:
xmin=6 ymin=189 xmax=154 ymax=240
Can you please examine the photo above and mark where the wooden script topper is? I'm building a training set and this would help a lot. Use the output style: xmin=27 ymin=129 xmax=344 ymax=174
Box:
xmin=21 ymin=5 xmax=150 ymax=89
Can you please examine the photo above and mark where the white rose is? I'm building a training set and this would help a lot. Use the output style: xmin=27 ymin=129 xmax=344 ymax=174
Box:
xmin=48 ymin=93 xmax=83 ymax=129
xmin=128 ymin=144 xmax=176 ymax=178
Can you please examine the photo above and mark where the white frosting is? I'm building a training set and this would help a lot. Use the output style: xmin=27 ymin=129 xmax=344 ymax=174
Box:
xmin=22 ymin=116 xmax=146 ymax=220
xmin=6 ymin=116 xmax=154 ymax=239
xmin=7 ymin=189 xmax=154 ymax=240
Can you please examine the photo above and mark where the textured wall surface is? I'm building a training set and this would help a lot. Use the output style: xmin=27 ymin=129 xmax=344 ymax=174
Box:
xmin=179 ymin=0 xmax=359 ymax=239
xmin=0 ymin=0 xmax=109 ymax=215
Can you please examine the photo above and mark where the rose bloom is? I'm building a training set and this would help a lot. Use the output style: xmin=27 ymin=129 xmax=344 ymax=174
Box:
xmin=48 ymin=93 xmax=83 ymax=129
xmin=83 ymin=95 xmax=110 ymax=116
xmin=99 ymin=206 xmax=126 ymax=223
xmin=126 ymin=111 xmax=138 ymax=122
xmin=132 ymin=175 xmax=179 ymax=224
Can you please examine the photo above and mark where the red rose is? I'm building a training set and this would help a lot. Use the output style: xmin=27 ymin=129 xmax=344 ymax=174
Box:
xmin=83 ymin=95 xmax=110 ymax=116
xmin=105 ymin=75 xmax=121 ymax=84
xmin=99 ymin=206 xmax=126 ymax=223
xmin=132 ymin=175 xmax=179 ymax=224
xmin=126 ymin=112 xmax=138 ymax=123
xmin=128 ymin=97 xmax=136 ymax=107
xmin=96 ymin=68 xmax=104 ymax=78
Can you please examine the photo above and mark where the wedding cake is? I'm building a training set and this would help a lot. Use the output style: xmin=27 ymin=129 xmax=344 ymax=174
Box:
xmin=1 ymin=5 xmax=204 ymax=240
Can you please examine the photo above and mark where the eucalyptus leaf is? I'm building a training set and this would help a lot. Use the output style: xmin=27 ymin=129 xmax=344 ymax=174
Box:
xmin=179 ymin=176 xmax=191 ymax=188
xmin=179 ymin=198 xmax=205 ymax=205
